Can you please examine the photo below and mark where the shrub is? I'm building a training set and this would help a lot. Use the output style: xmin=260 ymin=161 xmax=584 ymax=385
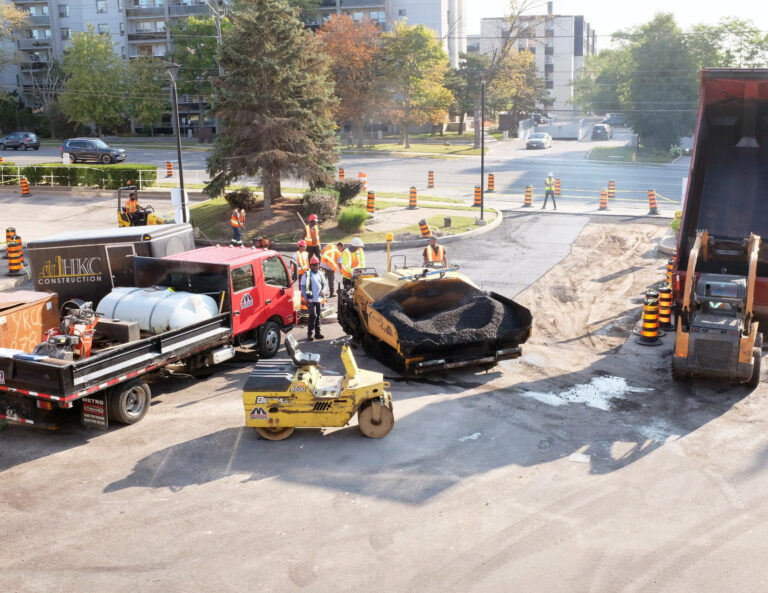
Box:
xmin=333 ymin=179 xmax=364 ymax=206
xmin=224 ymin=187 xmax=259 ymax=210
xmin=670 ymin=145 xmax=682 ymax=157
xmin=338 ymin=206 xmax=369 ymax=232
xmin=670 ymin=210 xmax=682 ymax=233
xmin=17 ymin=163 xmax=157 ymax=189
xmin=301 ymin=188 xmax=338 ymax=221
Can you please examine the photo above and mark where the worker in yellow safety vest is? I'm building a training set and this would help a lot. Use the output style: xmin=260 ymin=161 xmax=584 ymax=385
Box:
xmin=125 ymin=192 xmax=141 ymax=225
xmin=304 ymin=213 xmax=321 ymax=260
xmin=423 ymin=236 xmax=447 ymax=266
xmin=341 ymin=237 xmax=366 ymax=289
xmin=542 ymin=172 xmax=556 ymax=210
xmin=231 ymin=208 xmax=246 ymax=244
xmin=320 ymin=241 xmax=344 ymax=297
xmin=295 ymin=240 xmax=310 ymax=276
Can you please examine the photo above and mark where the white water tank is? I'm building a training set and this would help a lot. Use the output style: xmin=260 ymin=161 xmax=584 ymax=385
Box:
xmin=96 ymin=287 xmax=219 ymax=334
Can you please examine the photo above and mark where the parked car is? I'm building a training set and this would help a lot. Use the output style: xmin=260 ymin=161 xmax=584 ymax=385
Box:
xmin=591 ymin=124 xmax=613 ymax=140
xmin=0 ymin=132 xmax=40 ymax=150
xmin=532 ymin=113 xmax=548 ymax=125
xmin=60 ymin=138 xmax=127 ymax=164
xmin=601 ymin=113 xmax=625 ymax=127
xmin=526 ymin=132 xmax=553 ymax=149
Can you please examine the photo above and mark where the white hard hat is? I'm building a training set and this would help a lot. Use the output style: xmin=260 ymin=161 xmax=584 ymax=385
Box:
xmin=547 ymin=172 xmax=554 ymax=177
xmin=350 ymin=237 xmax=364 ymax=247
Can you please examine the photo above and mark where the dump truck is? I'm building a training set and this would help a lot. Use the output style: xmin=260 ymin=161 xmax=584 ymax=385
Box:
xmin=338 ymin=261 xmax=532 ymax=375
xmin=672 ymin=231 xmax=762 ymax=385
xmin=674 ymin=69 xmax=768 ymax=319
xmin=0 ymin=246 xmax=297 ymax=429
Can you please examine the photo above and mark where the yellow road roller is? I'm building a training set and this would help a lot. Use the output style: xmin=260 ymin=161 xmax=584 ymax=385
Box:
xmin=242 ymin=335 xmax=394 ymax=441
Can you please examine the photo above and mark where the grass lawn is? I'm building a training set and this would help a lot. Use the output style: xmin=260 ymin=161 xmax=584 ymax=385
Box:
xmin=343 ymin=142 xmax=485 ymax=156
xmin=588 ymin=146 xmax=677 ymax=163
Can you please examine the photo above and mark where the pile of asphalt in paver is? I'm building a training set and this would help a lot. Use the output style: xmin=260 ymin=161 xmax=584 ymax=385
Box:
xmin=372 ymin=289 xmax=524 ymax=348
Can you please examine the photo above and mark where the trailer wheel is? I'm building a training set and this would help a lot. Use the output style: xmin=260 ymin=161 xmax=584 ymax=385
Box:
xmin=256 ymin=426 xmax=295 ymax=441
xmin=108 ymin=380 xmax=151 ymax=424
xmin=747 ymin=349 xmax=762 ymax=389
xmin=259 ymin=321 xmax=280 ymax=359
xmin=358 ymin=399 xmax=394 ymax=439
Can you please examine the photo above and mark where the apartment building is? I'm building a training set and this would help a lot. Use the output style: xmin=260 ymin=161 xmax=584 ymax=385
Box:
xmin=2 ymin=0 xmax=210 ymax=130
xmin=474 ymin=3 xmax=596 ymax=115
xmin=311 ymin=0 xmax=466 ymax=67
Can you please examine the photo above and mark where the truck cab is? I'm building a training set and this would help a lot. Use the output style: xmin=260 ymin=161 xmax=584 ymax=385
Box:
xmin=134 ymin=246 xmax=296 ymax=357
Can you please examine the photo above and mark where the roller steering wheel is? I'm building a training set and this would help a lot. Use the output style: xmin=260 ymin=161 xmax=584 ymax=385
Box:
xmin=330 ymin=335 xmax=353 ymax=346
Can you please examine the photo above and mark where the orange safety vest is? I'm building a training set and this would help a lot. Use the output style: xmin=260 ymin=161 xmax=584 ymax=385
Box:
xmin=425 ymin=244 xmax=446 ymax=263
xmin=125 ymin=199 xmax=139 ymax=214
xmin=295 ymin=249 xmax=309 ymax=274
xmin=321 ymin=244 xmax=341 ymax=273
xmin=231 ymin=210 xmax=245 ymax=228
xmin=341 ymin=248 xmax=365 ymax=279
xmin=304 ymin=224 xmax=320 ymax=247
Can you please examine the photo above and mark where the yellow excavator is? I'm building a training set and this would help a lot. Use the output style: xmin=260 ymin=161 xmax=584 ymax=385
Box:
xmin=672 ymin=230 xmax=762 ymax=386
xmin=117 ymin=184 xmax=174 ymax=227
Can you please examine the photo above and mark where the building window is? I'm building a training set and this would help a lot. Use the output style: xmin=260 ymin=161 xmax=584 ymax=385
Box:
xmin=545 ymin=80 xmax=554 ymax=89
xmin=118 ymin=0 xmax=124 ymax=10
xmin=98 ymin=23 xmax=108 ymax=34
xmin=352 ymin=11 xmax=363 ymax=20
xmin=96 ymin=0 xmax=107 ymax=14
xmin=61 ymin=28 xmax=71 ymax=40
xmin=120 ymin=22 xmax=125 ymax=34
xmin=30 ymin=5 xmax=49 ymax=16
xmin=58 ymin=4 xmax=69 ymax=17
xmin=156 ymin=20 xmax=165 ymax=31
xmin=369 ymin=10 xmax=384 ymax=22
xmin=398 ymin=8 xmax=406 ymax=16
xmin=121 ymin=46 xmax=126 ymax=57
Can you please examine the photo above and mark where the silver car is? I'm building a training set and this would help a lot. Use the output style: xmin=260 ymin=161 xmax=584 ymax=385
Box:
xmin=526 ymin=132 xmax=552 ymax=149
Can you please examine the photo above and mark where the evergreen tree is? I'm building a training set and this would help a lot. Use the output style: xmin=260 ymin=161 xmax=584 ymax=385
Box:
xmin=206 ymin=0 xmax=338 ymax=218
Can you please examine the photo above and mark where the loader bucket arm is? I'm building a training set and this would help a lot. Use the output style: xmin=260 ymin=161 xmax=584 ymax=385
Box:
xmin=745 ymin=233 xmax=761 ymax=325
xmin=681 ymin=230 xmax=707 ymax=317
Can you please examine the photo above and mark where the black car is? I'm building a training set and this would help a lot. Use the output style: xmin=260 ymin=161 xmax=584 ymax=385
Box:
xmin=601 ymin=113 xmax=625 ymax=127
xmin=0 ymin=132 xmax=40 ymax=150
xmin=591 ymin=124 xmax=613 ymax=140
xmin=60 ymin=138 xmax=127 ymax=164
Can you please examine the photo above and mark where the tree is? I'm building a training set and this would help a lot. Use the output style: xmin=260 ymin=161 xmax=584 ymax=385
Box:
xmin=0 ymin=0 xmax=27 ymax=68
xmin=572 ymin=48 xmax=629 ymax=115
xmin=317 ymin=14 xmax=382 ymax=148
xmin=487 ymin=49 xmax=544 ymax=127
xmin=688 ymin=18 xmax=768 ymax=68
xmin=171 ymin=15 xmax=228 ymax=131
xmin=59 ymin=25 xmax=126 ymax=136
xmin=24 ymin=56 xmax=63 ymax=111
xmin=381 ymin=22 xmax=452 ymax=148
xmin=445 ymin=53 xmax=489 ymax=134
xmin=206 ymin=0 xmax=338 ymax=219
xmin=617 ymin=13 xmax=698 ymax=151
xmin=127 ymin=57 xmax=169 ymax=135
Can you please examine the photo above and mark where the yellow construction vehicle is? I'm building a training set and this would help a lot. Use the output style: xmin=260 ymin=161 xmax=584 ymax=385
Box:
xmin=117 ymin=184 xmax=173 ymax=227
xmin=242 ymin=334 xmax=394 ymax=440
xmin=672 ymin=230 xmax=762 ymax=386
xmin=338 ymin=256 xmax=532 ymax=375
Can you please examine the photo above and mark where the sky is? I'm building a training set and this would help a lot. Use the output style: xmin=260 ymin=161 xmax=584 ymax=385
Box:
xmin=466 ymin=0 xmax=768 ymax=50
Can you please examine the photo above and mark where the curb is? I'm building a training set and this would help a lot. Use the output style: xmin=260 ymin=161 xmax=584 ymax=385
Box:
xmin=0 ymin=185 xmax=208 ymax=201
xmin=196 ymin=208 xmax=504 ymax=252
xmin=659 ymin=230 xmax=677 ymax=255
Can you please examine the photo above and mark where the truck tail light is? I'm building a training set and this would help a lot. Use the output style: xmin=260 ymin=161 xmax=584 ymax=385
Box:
xmin=36 ymin=400 xmax=53 ymax=410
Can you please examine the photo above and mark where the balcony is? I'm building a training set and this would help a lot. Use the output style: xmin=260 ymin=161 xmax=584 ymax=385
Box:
xmin=18 ymin=38 xmax=51 ymax=49
xmin=29 ymin=15 xmax=50 ymax=25
xmin=127 ymin=31 xmax=167 ymax=42
xmin=12 ymin=0 xmax=47 ymax=4
xmin=169 ymin=4 xmax=208 ymax=17
xmin=19 ymin=60 xmax=48 ymax=71
xmin=126 ymin=6 xmax=165 ymax=18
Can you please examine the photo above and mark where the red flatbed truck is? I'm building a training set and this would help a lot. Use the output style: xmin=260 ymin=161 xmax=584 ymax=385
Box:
xmin=0 ymin=246 xmax=296 ymax=429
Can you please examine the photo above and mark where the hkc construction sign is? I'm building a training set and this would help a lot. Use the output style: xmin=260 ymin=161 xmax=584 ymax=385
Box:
xmin=30 ymin=246 xmax=111 ymax=304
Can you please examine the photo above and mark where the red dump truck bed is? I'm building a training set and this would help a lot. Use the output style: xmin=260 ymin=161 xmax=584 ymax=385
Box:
xmin=675 ymin=69 xmax=768 ymax=317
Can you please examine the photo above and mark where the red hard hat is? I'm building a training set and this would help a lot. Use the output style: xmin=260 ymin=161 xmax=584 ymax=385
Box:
xmin=297 ymin=240 xmax=307 ymax=247
xmin=309 ymin=214 xmax=318 ymax=222
xmin=310 ymin=256 xmax=319 ymax=264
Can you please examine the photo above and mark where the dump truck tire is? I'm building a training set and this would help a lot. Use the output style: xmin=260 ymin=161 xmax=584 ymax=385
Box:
xmin=108 ymin=380 xmax=151 ymax=424
xmin=358 ymin=399 xmax=394 ymax=438
xmin=748 ymin=349 xmax=762 ymax=388
xmin=256 ymin=426 xmax=295 ymax=441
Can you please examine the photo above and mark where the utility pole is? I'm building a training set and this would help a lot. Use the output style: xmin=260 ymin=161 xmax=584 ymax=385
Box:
xmin=168 ymin=65 xmax=188 ymax=223
xmin=480 ymin=78 xmax=485 ymax=221
xmin=207 ymin=0 xmax=225 ymax=77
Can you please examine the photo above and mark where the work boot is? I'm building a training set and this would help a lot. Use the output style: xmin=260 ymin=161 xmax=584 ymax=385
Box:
xmin=315 ymin=332 xmax=324 ymax=340
xmin=306 ymin=335 xmax=314 ymax=342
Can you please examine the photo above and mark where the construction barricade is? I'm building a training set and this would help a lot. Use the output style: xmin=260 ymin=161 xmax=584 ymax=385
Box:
xmin=428 ymin=170 xmax=435 ymax=188
xmin=419 ymin=219 xmax=431 ymax=238
xmin=608 ymin=180 xmax=615 ymax=199
xmin=658 ymin=287 xmax=674 ymax=329
xmin=473 ymin=185 xmax=482 ymax=207
xmin=648 ymin=189 xmax=659 ymax=215
xmin=338 ymin=168 xmax=345 ymax=180
xmin=523 ymin=185 xmax=533 ymax=207
xmin=20 ymin=177 xmax=30 ymax=196
xmin=599 ymin=188 xmax=608 ymax=210
xmin=358 ymin=172 xmax=367 ymax=191
xmin=409 ymin=186 xmax=418 ymax=209
xmin=636 ymin=289 xmax=662 ymax=345
xmin=367 ymin=191 xmax=375 ymax=214
xmin=166 ymin=161 xmax=173 ymax=177
xmin=6 ymin=237 xmax=24 ymax=276
xmin=487 ymin=173 xmax=495 ymax=192
xmin=4 ymin=227 xmax=15 ymax=259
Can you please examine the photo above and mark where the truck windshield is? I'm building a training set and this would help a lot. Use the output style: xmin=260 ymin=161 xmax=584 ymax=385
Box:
xmin=262 ymin=256 xmax=290 ymax=288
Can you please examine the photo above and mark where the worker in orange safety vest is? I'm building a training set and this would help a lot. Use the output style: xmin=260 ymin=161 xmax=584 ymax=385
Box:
xmin=423 ymin=236 xmax=447 ymax=266
xmin=320 ymin=241 xmax=343 ymax=297
xmin=231 ymin=207 xmax=245 ymax=245
xmin=125 ymin=191 xmax=141 ymax=225
xmin=304 ymin=214 xmax=321 ymax=260
xmin=341 ymin=237 xmax=366 ymax=289
xmin=295 ymin=240 xmax=310 ymax=276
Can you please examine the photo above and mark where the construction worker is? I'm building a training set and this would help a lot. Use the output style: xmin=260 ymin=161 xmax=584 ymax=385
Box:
xmin=542 ymin=172 xmax=556 ymax=210
xmin=295 ymin=240 xmax=310 ymax=276
xmin=304 ymin=214 xmax=321 ymax=260
xmin=231 ymin=207 xmax=246 ymax=244
xmin=320 ymin=241 xmax=344 ymax=297
xmin=423 ymin=236 xmax=447 ymax=266
xmin=125 ymin=191 xmax=141 ymax=225
xmin=341 ymin=237 xmax=366 ymax=289
xmin=301 ymin=256 xmax=329 ymax=341
xmin=255 ymin=236 xmax=271 ymax=250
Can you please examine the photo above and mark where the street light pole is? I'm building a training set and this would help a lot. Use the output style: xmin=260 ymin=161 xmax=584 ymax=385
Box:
xmin=480 ymin=78 xmax=485 ymax=221
xmin=167 ymin=66 xmax=187 ymax=223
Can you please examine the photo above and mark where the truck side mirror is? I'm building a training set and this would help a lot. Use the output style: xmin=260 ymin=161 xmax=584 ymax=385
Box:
xmin=291 ymin=262 xmax=298 ymax=283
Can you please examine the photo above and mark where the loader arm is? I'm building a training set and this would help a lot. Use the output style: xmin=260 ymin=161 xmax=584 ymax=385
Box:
xmin=745 ymin=233 xmax=761 ymax=326
xmin=681 ymin=231 xmax=708 ymax=316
